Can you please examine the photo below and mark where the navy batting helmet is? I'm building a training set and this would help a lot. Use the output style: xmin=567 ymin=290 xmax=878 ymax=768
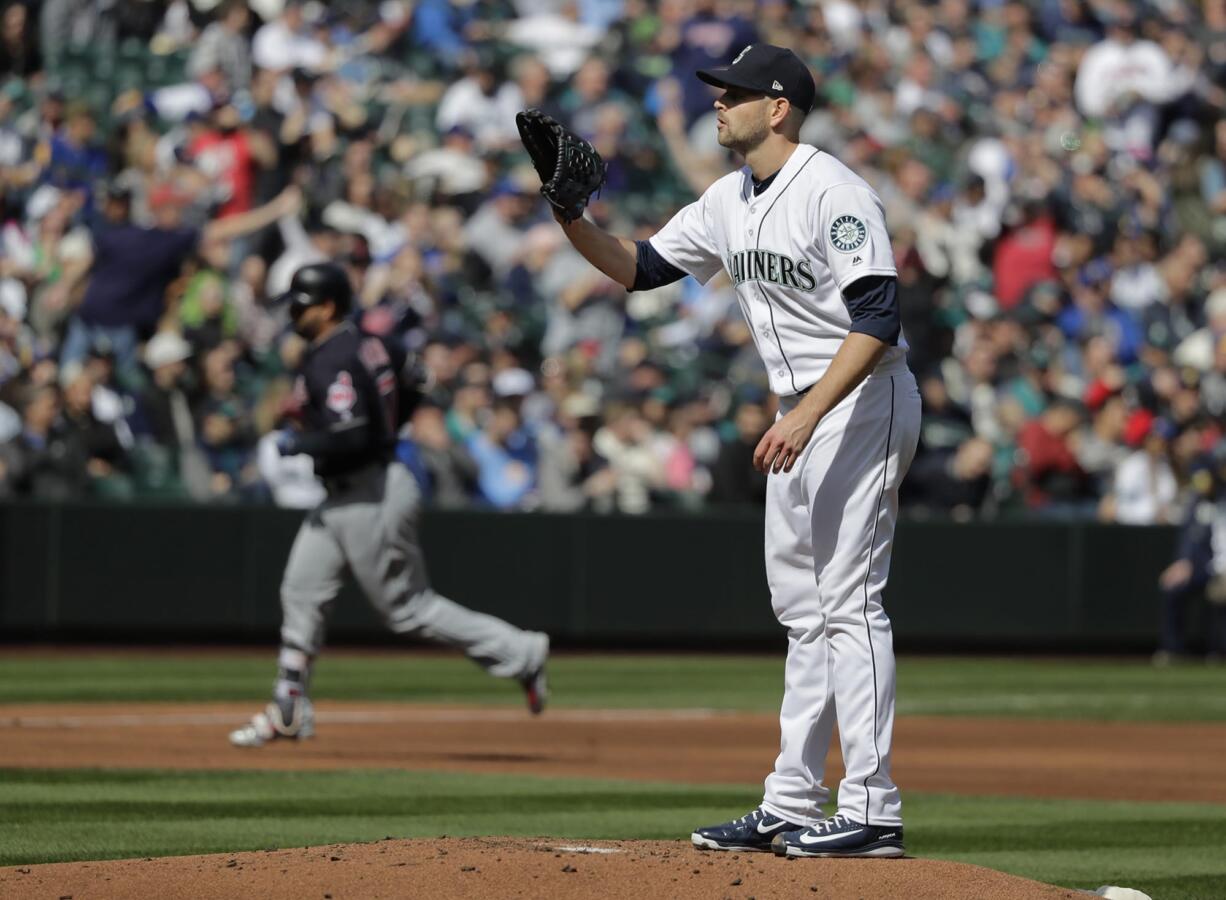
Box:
xmin=275 ymin=262 xmax=353 ymax=321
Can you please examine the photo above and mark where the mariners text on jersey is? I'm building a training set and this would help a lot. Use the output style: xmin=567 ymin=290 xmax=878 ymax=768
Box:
xmin=725 ymin=249 xmax=817 ymax=292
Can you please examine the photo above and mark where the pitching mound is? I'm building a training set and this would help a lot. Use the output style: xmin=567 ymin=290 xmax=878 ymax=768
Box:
xmin=0 ymin=838 xmax=1086 ymax=899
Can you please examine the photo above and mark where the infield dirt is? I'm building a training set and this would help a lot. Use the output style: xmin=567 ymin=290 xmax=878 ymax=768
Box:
xmin=1 ymin=700 xmax=1223 ymax=803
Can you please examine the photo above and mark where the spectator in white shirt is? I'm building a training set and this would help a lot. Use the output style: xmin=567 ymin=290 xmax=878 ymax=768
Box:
xmin=252 ymin=0 xmax=326 ymax=73
xmin=189 ymin=0 xmax=253 ymax=94
xmin=435 ymin=53 xmax=526 ymax=152
xmin=1074 ymin=15 xmax=1192 ymax=120
xmin=1103 ymin=415 xmax=1178 ymax=525
xmin=505 ymin=1 xmax=603 ymax=79
xmin=265 ymin=212 xmax=336 ymax=298
xmin=403 ymin=126 xmax=489 ymax=200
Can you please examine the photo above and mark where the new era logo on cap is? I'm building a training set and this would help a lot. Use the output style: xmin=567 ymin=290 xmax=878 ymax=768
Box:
xmin=696 ymin=44 xmax=817 ymax=115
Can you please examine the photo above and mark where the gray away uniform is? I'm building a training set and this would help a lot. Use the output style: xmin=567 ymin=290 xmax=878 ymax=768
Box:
xmin=279 ymin=321 xmax=547 ymax=677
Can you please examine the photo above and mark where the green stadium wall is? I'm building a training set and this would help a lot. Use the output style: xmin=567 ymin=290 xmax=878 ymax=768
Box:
xmin=0 ymin=503 xmax=1179 ymax=649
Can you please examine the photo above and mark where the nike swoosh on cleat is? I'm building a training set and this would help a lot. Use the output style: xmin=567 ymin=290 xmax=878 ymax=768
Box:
xmin=756 ymin=819 xmax=791 ymax=834
xmin=798 ymin=828 xmax=866 ymax=845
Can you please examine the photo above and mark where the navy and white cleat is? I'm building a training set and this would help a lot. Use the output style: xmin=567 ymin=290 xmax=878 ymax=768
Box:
xmin=771 ymin=814 xmax=905 ymax=858
xmin=692 ymin=808 xmax=802 ymax=852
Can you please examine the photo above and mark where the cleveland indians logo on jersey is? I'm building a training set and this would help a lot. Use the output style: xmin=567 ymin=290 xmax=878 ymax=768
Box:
xmin=829 ymin=215 xmax=868 ymax=253
xmin=326 ymin=371 xmax=357 ymax=418
xmin=726 ymin=249 xmax=818 ymax=292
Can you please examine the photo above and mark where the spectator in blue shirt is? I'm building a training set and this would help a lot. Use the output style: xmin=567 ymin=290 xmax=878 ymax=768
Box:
xmin=43 ymin=103 xmax=107 ymax=198
xmin=467 ymin=399 xmax=536 ymax=509
xmin=57 ymin=184 xmax=301 ymax=387
xmin=1056 ymin=259 xmax=1143 ymax=365
xmin=409 ymin=0 xmax=474 ymax=71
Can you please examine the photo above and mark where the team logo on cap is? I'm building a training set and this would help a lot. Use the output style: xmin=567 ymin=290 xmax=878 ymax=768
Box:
xmin=829 ymin=215 xmax=867 ymax=253
xmin=732 ymin=45 xmax=752 ymax=65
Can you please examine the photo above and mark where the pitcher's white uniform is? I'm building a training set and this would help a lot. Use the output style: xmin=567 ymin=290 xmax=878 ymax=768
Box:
xmin=651 ymin=144 xmax=921 ymax=827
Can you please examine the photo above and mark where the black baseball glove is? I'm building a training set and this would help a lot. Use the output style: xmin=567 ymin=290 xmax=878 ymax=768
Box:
xmin=516 ymin=108 xmax=607 ymax=223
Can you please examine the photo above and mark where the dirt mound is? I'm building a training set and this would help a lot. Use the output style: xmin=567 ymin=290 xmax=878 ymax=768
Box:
xmin=0 ymin=838 xmax=1087 ymax=899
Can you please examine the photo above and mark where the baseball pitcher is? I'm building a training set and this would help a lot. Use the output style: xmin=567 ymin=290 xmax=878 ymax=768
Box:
xmin=524 ymin=44 xmax=920 ymax=857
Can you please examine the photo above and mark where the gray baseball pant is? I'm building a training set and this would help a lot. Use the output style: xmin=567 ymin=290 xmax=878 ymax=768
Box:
xmin=279 ymin=461 xmax=548 ymax=679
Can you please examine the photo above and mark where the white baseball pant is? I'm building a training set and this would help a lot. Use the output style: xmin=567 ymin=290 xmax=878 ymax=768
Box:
xmin=759 ymin=371 xmax=921 ymax=828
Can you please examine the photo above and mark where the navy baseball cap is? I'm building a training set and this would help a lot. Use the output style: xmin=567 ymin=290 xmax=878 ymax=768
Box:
xmin=697 ymin=44 xmax=817 ymax=115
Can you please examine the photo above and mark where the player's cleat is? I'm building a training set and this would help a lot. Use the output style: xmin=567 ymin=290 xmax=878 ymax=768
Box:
xmin=771 ymin=814 xmax=905 ymax=858
xmin=691 ymin=808 xmax=802 ymax=852
xmin=521 ymin=667 xmax=548 ymax=715
xmin=228 ymin=697 xmax=315 ymax=748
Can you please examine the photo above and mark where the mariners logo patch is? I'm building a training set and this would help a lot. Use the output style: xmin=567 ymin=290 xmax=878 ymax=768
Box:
xmin=829 ymin=215 xmax=867 ymax=253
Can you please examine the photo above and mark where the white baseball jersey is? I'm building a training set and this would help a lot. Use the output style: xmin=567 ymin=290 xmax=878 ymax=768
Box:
xmin=649 ymin=144 xmax=908 ymax=396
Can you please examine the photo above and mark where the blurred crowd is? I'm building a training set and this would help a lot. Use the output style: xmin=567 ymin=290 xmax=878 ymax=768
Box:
xmin=1 ymin=0 xmax=1225 ymax=524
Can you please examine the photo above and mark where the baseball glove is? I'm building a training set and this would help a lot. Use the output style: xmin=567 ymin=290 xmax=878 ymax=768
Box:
xmin=516 ymin=108 xmax=607 ymax=223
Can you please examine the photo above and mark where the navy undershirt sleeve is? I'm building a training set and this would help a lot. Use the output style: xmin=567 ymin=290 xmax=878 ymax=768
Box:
xmin=842 ymin=275 xmax=901 ymax=345
xmin=631 ymin=240 xmax=687 ymax=292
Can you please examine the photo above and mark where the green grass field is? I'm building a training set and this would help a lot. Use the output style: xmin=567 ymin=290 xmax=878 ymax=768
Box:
xmin=2 ymin=652 xmax=1225 ymax=899
xmin=3 ymin=653 xmax=1226 ymax=720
